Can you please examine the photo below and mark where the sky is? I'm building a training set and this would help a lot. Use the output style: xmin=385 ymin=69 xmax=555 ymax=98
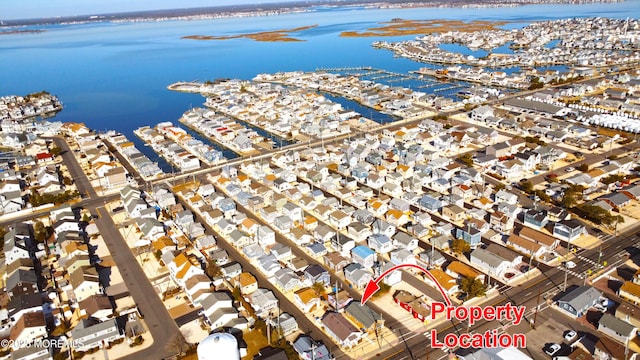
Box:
xmin=1 ymin=0 xmax=303 ymax=21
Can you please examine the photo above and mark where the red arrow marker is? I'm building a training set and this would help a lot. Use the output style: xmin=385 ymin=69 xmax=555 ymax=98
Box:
xmin=361 ymin=263 xmax=452 ymax=306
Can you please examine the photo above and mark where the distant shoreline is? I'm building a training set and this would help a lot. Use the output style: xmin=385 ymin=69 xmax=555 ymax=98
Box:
xmin=0 ymin=0 xmax=621 ymax=28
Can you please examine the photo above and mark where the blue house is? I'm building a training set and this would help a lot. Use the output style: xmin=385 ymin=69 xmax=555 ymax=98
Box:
xmin=419 ymin=195 xmax=442 ymax=212
xmin=351 ymin=245 xmax=376 ymax=269
xmin=455 ymin=226 xmax=482 ymax=248
xmin=350 ymin=166 xmax=369 ymax=180
xmin=218 ymin=198 xmax=236 ymax=213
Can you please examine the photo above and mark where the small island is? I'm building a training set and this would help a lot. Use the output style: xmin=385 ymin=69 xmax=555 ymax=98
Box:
xmin=340 ymin=18 xmax=509 ymax=37
xmin=182 ymin=24 xmax=317 ymax=42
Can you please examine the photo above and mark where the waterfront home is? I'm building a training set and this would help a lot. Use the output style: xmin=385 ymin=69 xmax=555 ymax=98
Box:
xmin=556 ymin=286 xmax=602 ymax=318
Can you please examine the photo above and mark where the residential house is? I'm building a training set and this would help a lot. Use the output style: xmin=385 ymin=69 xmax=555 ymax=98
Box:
xmin=321 ymin=312 xmax=362 ymax=349
xmin=523 ymin=209 xmax=549 ymax=230
xmin=424 ymin=268 xmax=459 ymax=296
xmin=456 ymin=226 xmax=482 ymax=248
xmin=553 ymin=219 xmax=586 ymax=242
xmin=470 ymin=248 xmax=509 ymax=278
xmin=79 ymin=295 xmax=114 ymax=322
xmin=556 ymin=286 xmax=602 ymax=318
xmin=619 ymin=281 xmax=640 ymax=305
xmin=69 ymin=266 xmax=101 ymax=302
xmin=344 ymin=263 xmax=373 ymax=289
xmin=392 ymin=232 xmax=418 ymax=252
xmin=351 ymin=246 xmax=376 ymax=269
xmin=70 ymin=319 xmax=123 ymax=352
xmin=237 ymin=272 xmax=258 ymax=295
xmin=304 ymin=265 xmax=330 ymax=287
xmin=293 ymin=287 xmax=321 ymax=313
xmin=442 ymin=204 xmax=466 ymax=223
xmin=506 ymin=234 xmax=545 ymax=259
xmin=446 ymin=261 xmax=484 ymax=282
xmin=367 ymin=234 xmax=394 ymax=255
xmin=9 ymin=311 xmax=47 ymax=350
xmin=293 ymin=335 xmax=331 ymax=360
xmin=494 ymin=190 xmax=519 ymax=205
xmin=324 ymin=252 xmax=350 ymax=273
xmin=249 ymin=288 xmax=279 ymax=318
xmin=598 ymin=313 xmax=636 ymax=345
xmin=518 ymin=227 xmax=559 ymax=250
xmin=344 ymin=302 xmax=382 ymax=334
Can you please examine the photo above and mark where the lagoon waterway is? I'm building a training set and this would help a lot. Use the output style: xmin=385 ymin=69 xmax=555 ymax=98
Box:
xmin=2 ymin=1 xmax=640 ymax=143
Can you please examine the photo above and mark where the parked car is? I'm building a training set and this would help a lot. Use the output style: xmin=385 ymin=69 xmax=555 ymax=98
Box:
xmin=545 ymin=343 xmax=561 ymax=356
xmin=564 ymin=330 xmax=577 ymax=342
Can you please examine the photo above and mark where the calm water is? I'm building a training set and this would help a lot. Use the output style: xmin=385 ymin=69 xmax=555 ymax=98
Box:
xmin=1 ymin=1 xmax=640 ymax=138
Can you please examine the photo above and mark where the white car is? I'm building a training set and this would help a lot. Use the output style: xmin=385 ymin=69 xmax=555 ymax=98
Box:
xmin=562 ymin=261 xmax=577 ymax=269
xmin=564 ymin=330 xmax=577 ymax=342
xmin=565 ymin=167 xmax=575 ymax=172
xmin=545 ymin=343 xmax=561 ymax=356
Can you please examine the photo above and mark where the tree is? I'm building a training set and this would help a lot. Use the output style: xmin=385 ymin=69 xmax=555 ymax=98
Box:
xmin=165 ymin=334 xmax=191 ymax=356
xmin=450 ymin=238 xmax=471 ymax=255
xmin=457 ymin=153 xmax=474 ymax=167
xmin=205 ymin=258 xmax=223 ymax=279
xmin=312 ymin=282 xmax=325 ymax=297
xmin=49 ymin=146 xmax=62 ymax=156
xmin=576 ymin=163 xmax=589 ymax=172
xmin=520 ymin=180 xmax=534 ymax=194
xmin=459 ymin=276 xmax=487 ymax=299
xmin=33 ymin=221 xmax=47 ymax=243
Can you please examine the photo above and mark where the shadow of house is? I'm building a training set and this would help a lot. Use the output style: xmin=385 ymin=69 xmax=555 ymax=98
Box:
xmin=96 ymin=264 xmax=112 ymax=288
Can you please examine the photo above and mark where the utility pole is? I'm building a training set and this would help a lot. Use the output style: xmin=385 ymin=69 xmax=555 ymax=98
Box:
xmin=532 ymin=288 xmax=541 ymax=330
xmin=563 ymin=265 xmax=569 ymax=292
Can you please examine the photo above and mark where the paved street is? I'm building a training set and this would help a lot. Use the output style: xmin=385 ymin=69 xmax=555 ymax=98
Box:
xmin=378 ymin=220 xmax=640 ymax=360
xmin=49 ymin=137 xmax=180 ymax=359
xmin=94 ymin=205 xmax=179 ymax=360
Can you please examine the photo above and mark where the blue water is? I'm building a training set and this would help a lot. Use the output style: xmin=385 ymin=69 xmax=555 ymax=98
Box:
xmin=1 ymin=0 xmax=639 ymax=140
